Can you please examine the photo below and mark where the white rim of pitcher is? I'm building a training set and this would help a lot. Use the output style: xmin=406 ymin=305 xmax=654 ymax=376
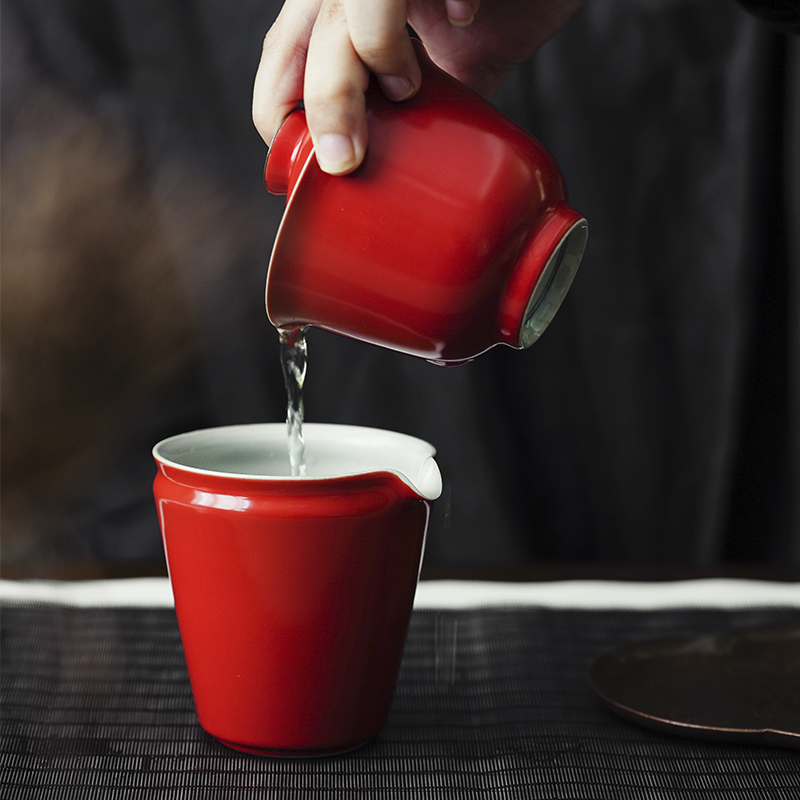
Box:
xmin=152 ymin=422 xmax=438 ymax=486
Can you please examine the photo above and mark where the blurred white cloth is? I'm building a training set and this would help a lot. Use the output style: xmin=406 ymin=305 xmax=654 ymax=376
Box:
xmin=2 ymin=577 xmax=799 ymax=609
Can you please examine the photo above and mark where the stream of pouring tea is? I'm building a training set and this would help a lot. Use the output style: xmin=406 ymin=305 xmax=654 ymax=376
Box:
xmin=279 ymin=327 xmax=308 ymax=476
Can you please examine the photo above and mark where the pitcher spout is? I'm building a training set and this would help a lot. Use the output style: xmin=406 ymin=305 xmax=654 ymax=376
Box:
xmin=408 ymin=455 xmax=442 ymax=501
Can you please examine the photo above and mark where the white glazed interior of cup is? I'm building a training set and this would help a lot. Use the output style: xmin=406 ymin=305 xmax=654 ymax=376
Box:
xmin=153 ymin=423 xmax=442 ymax=500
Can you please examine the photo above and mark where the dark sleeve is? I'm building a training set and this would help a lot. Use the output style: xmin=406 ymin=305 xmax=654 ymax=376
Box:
xmin=737 ymin=0 xmax=800 ymax=33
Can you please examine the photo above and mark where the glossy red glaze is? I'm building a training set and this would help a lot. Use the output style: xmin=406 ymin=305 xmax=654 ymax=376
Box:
xmin=265 ymin=40 xmax=587 ymax=364
xmin=153 ymin=436 xmax=432 ymax=756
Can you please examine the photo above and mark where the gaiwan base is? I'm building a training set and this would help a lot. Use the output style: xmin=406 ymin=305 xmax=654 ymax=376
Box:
xmin=216 ymin=736 xmax=373 ymax=758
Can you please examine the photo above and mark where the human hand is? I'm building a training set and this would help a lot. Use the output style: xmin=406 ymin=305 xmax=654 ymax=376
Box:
xmin=253 ymin=0 xmax=584 ymax=175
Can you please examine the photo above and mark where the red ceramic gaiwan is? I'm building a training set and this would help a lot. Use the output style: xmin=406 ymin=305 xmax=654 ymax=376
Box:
xmin=265 ymin=40 xmax=587 ymax=364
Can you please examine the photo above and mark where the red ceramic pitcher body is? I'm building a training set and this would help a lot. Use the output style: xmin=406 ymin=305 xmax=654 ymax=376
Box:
xmin=265 ymin=40 xmax=587 ymax=364
xmin=153 ymin=423 xmax=441 ymax=756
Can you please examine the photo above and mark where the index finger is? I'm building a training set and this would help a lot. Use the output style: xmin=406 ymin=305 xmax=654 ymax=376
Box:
xmin=253 ymin=0 xmax=322 ymax=146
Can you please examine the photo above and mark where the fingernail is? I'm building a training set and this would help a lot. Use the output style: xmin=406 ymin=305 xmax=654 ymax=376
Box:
xmin=445 ymin=0 xmax=474 ymax=27
xmin=316 ymin=133 xmax=356 ymax=174
xmin=379 ymin=74 xmax=415 ymax=101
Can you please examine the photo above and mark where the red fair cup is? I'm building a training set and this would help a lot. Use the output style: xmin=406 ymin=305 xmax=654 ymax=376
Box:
xmin=153 ymin=424 xmax=441 ymax=756
xmin=265 ymin=40 xmax=588 ymax=364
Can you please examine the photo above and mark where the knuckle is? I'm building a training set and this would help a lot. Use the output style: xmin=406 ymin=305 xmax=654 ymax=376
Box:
xmin=304 ymin=77 xmax=362 ymax=111
xmin=349 ymin=28 xmax=403 ymax=71
xmin=317 ymin=0 xmax=345 ymax=26
xmin=261 ymin=24 xmax=307 ymax=67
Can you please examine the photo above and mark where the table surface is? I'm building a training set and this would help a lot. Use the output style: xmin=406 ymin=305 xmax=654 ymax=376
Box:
xmin=2 ymin=578 xmax=799 ymax=799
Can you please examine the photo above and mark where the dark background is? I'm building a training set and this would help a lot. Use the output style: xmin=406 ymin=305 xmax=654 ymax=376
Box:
xmin=2 ymin=0 xmax=799 ymax=575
